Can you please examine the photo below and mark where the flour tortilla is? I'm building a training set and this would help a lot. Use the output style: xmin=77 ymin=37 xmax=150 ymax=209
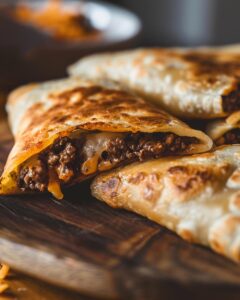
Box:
xmin=69 ymin=47 xmax=240 ymax=119
xmin=92 ymin=145 xmax=240 ymax=262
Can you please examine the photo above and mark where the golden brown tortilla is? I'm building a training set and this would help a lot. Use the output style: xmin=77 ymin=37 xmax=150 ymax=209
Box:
xmin=69 ymin=47 xmax=240 ymax=119
xmin=92 ymin=145 xmax=240 ymax=262
xmin=0 ymin=77 xmax=212 ymax=199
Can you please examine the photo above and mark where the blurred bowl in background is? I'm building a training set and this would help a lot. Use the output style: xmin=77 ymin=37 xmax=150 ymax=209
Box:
xmin=0 ymin=0 xmax=141 ymax=90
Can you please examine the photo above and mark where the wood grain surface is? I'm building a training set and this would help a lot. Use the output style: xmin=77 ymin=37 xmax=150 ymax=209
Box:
xmin=1 ymin=116 xmax=240 ymax=300
xmin=0 ymin=271 xmax=94 ymax=300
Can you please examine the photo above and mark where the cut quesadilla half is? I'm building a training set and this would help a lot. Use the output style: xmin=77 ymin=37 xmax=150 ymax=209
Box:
xmin=207 ymin=111 xmax=240 ymax=146
xmin=68 ymin=47 xmax=240 ymax=119
xmin=92 ymin=145 xmax=240 ymax=262
xmin=0 ymin=77 xmax=212 ymax=199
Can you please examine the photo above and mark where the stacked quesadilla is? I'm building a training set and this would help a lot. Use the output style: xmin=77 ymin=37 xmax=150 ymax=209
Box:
xmin=0 ymin=77 xmax=211 ymax=199
xmin=68 ymin=46 xmax=240 ymax=262
xmin=2 ymin=45 xmax=240 ymax=262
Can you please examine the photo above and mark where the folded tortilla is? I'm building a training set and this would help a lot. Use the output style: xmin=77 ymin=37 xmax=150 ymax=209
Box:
xmin=68 ymin=47 xmax=240 ymax=119
xmin=207 ymin=111 xmax=240 ymax=146
xmin=0 ymin=77 xmax=212 ymax=199
xmin=92 ymin=145 xmax=240 ymax=262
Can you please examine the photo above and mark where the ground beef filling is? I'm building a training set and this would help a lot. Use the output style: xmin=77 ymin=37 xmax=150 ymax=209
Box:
xmin=222 ymin=87 xmax=240 ymax=113
xmin=103 ymin=133 xmax=197 ymax=162
xmin=45 ymin=137 xmax=82 ymax=183
xmin=216 ymin=129 xmax=240 ymax=146
xmin=18 ymin=160 xmax=48 ymax=192
xmin=18 ymin=133 xmax=198 ymax=192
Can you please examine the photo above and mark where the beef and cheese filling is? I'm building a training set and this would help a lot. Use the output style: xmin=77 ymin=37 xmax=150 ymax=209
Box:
xmin=216 ymin=129 xmax=240 ymax=146
xmin=222 ymin=87 xmax=240 ymax=113
xmin=18 ymin=132 xmax=198 ymax=196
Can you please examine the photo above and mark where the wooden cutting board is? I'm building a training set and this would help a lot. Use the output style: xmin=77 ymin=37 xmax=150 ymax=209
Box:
xmin=1 ymin=117 xmax=240 ymax=300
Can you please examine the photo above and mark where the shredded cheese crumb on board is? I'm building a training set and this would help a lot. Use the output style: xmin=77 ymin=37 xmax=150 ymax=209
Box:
xmin=0 ymin=264 xmax=9 ymax=294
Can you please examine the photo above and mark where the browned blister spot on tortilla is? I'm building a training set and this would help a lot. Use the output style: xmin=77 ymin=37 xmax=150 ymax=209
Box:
xmin=24 ymin=102 xmax=44 ymax=116
xmin=165 ymin=163 xmax=231 ymax=202
xmin=128 ymin=171 xmax=161 ymax=204
xmin=228 ymin=168 xmax=240 ymax=185
xmin=230 ymin=191 xmax=240 ymax=212
xmin=143 ymin=182 xmax=161 ymax=204
xmin=225 ymin=215 xmax=240 ymax=231
xmin=211 ymin=239 xmax=225 ymax=254
xmin=129 ymin=172 xmax=147 ymax=184
xmin=183 ymin=52 xmax=240 ymax=77
xmin=23 ymin=140 xmax=45 ymax=152
xmin=210 ymin=214 xmax=240 ymax=259
xmin=178 ymin=228 xmax=195 ymax=243
xmin=56 ymin=86 xmax=102 ymax=100
xmin=233 ymin=194 xmax=240 ymax=208
xmin=168 ymin=165 xmax=211 ymax=191
xmin=99 ymin=177 xmax=121 ymax=202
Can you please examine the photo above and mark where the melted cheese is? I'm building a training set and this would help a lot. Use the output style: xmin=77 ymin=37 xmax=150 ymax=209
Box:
xmin=82 ymin=132 xmax=124 ymax=175
xmin=98 ymin=160 xmax=113 ymax=171
xmin=81 ymin=154 xmax=99 ymax=175
xmin=48 ymin=169 xmax=63 ymax=200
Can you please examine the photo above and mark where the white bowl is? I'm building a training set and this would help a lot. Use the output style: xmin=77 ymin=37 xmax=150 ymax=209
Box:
xmin=0 ymin=0 xmax=141 ymax=87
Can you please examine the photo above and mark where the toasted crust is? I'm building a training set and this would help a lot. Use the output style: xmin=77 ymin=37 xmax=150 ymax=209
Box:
xmin=91 ymin=145 xmax=240 ymax=262
xmin=0 ymin=77 xmax=212 ymax=195
xmin=69 ymin=47 xmax=240 ymax=119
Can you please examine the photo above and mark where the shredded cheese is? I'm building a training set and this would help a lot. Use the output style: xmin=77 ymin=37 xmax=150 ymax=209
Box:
xmin=0 ymin=264 xmax=9 ymax=281
xmin=0 ymin=264 xmax=9 ymax=294
xmin=11 ymin=0 xmax=99 ymax=41
xmin=0 ymin=283 xmax=8 ymax=294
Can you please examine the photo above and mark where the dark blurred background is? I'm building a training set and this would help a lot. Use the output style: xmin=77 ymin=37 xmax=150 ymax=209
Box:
xmin=0 ymin=0 xmax=240 ymax=100
xmin=108 ymin=0 xmax=240 ymax=46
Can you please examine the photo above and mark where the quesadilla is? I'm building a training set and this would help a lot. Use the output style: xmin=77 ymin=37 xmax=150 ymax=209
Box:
xmin=92 ymin=145 xmax=240 ymax=262
xmin=68 ymin=47 xmax=240 ymax=119
xmin=0 ymin=77 xmax=212 ymax=199
xmin=207 ymin=111 xmax=240 ymax=146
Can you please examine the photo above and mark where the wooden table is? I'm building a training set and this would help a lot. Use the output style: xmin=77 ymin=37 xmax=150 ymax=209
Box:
xmin=1 ymin=271 xmax=95 ymax=300
xmin=2 ymin=270 xmax=240 ymax=300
